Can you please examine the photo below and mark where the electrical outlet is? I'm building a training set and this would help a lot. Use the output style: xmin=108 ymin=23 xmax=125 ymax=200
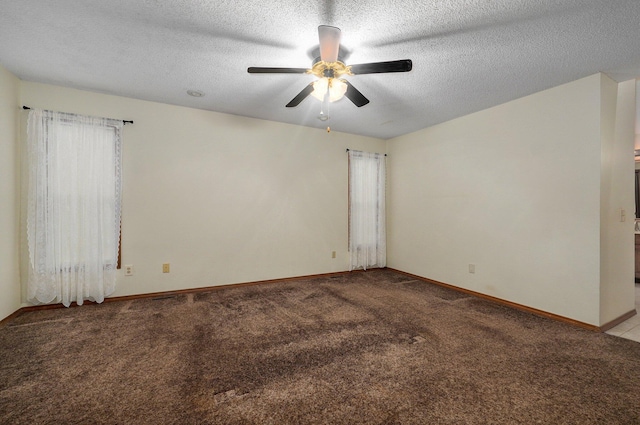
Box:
xmin=124 ymin=265 xmax=134 ymax=276
xmin=332 ymin=251 xmax=336 ymax=259
xmin=468 ymin=264 xmax=475 ymax=274
xmin=162 ymin=263 xmax=170 ymax=273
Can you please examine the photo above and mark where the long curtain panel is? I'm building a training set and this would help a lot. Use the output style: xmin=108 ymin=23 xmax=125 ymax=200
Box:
xmin=348 ymin=150 xmax=386 ymax=271
xmin=26 ymin=109 xmax=123 ymax=307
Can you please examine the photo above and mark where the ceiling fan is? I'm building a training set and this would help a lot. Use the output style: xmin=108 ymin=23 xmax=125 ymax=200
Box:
xmin=247 ymin=25 xmax=412 ymax=120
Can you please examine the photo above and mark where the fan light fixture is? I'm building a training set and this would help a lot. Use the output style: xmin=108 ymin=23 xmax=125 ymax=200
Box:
xmin=311 ymin=77 xmax=348 ymax=102
xmin=312 ymin=76 xmax=348 ymax=121
xmin=308 ymin=61 xmax=351 ymax=121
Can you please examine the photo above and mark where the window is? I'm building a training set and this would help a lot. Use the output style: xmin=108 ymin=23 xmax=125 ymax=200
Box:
xmin=26 ymin=109 xmax=123 ymax=307
xmin=348 ymin=150 xmax=386 ymax=270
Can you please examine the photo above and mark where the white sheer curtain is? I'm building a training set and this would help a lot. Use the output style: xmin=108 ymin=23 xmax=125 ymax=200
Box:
xmin=26 ymin=109 xmax=123 ymax=307
xmin=348 ymin=149 xmax=386 ymax=271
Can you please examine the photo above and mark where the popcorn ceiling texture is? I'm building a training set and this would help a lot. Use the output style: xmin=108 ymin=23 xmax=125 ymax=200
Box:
xmin=1 ymin=269 xmax=639 ymax=424
xmin=1 ymin=1 xmax=640 ymax=138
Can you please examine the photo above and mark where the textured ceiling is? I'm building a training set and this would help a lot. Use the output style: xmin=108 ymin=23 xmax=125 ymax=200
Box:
xmin=1 ymin=0 xmax=640 ymax=139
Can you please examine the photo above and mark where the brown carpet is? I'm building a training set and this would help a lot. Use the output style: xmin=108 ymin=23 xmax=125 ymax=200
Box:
xmin=1 ymin=269 xmax=639 ymax=424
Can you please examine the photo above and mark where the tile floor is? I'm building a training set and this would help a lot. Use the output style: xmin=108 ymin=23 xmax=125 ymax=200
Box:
xmin=606 ymin=284 xmax=640 ymax=342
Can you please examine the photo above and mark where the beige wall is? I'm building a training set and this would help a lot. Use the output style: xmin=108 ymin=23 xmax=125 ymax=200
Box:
xmin=6 ymin=74 xmax=635 ymax=327
xmin=386 ymin=74 xmax=635 ymax=326
xmin=0 ymin=64 xmax=21 ymax=321
xmin=20 ymin=82 xmax=385 ymax=300
xmin=599 ymin=77 xmax=636 ymax=324
xmin=635 ymin=79 xmax=640 ymax=151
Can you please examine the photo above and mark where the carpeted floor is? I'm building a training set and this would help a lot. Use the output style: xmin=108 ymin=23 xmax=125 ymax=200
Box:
xmin=1 ymin=269 xmax=639 ymax=424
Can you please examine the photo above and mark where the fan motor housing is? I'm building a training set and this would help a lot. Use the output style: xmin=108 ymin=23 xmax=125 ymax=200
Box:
xmin=309 ymin=60 xmax=352 ymax=79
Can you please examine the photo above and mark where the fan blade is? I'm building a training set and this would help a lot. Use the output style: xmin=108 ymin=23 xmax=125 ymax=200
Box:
xmin=318 ymin=25 xmax=341 ymax=63
xmin=248 ymin=67 xmax=308 ymax=74
xmin=286 ymin=83 xmax=315 ymax=107
xmin=343 ymin=81 xmax=369 ymax=107
xmin=349 ymin=59 xmax=412 ymax=75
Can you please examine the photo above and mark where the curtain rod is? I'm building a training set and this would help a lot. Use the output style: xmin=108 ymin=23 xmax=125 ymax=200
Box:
xmin=22 ymin=106 xmax=133 ymax=125
xmin=346 ymin=148 xmax=387 ymax=156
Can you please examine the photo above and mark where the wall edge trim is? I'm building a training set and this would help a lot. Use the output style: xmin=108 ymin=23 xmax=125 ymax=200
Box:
xmin=386 ymin=268 xmax=602 ymax=332
xmin=599 ymin=309 xmax=637 ymax=332
xmin=0 ymin=270 xmax=356 ymax=326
